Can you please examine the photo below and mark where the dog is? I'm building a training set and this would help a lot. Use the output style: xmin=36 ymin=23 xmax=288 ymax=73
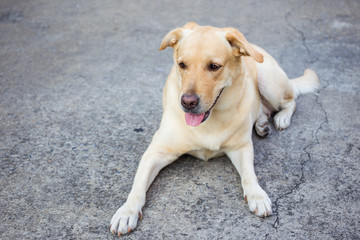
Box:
xmin=109 ymin=22 xmax=319 ymax=235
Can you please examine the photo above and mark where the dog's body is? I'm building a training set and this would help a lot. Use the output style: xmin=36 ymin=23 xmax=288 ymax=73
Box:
xmin=110 ymin=23 xmax=319 ymax=235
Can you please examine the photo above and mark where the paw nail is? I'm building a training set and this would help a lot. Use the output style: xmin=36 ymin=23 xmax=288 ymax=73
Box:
xmin=139 ymin=212 xmax=143 ymax=221
xmin=128 ymin=227 xmax=132 ymax=233
xmin=118 ymin=231 xmax=122 ymax=236
xmin=112 ymin=230 xmax=115 ymax=235
xmin=244 ymin=196 xmax=248 ymax=202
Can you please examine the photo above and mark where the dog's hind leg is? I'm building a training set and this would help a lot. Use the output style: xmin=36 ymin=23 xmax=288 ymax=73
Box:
xmin=274 ymin=99 xmax=296 ymax=130
xmin=255 ymin=108 xmax=271 ymax=137
xmin=254 ymin=44 xmax=319 ymax=131
xmin=273 ymin=69 xmax=319 ymax=130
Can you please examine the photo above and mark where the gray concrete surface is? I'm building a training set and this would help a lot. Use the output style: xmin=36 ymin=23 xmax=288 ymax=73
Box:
xmin=0 ymin=0 xmax=359 ymax=239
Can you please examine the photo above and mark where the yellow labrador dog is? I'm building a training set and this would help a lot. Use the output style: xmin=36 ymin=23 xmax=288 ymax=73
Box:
xmin=110 ymin=22 xmax=319 ymax=235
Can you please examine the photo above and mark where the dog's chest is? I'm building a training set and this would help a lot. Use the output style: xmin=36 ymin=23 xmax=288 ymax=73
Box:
xmin=188 ymin=129 xmax=230 ymax=160
xmin=187 ymin=119 xmax=250 ymax=160
xmin=188 ymin=149 xmax=225 ymax=161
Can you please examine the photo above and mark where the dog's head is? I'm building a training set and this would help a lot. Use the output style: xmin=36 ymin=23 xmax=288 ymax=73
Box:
xmin=159 ymin=22 xmax=263 ymax=127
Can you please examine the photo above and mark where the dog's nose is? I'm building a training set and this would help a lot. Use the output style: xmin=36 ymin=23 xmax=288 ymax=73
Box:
xmin=181 ymin=94 xmax=199 ymax=110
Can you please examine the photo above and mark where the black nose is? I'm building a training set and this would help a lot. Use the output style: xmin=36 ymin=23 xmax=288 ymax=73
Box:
xmin=181 ymin=94 xmax=199 ymax=110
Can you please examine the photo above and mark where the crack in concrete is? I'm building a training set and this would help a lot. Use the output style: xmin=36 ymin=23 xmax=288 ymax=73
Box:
xmin=272 ymin=155 xmax=307 ymax=231
xmin=272 ymin=85 xmax=329 ymax=233
xmin=285 ymin=11 xmax=319 ymax=65
xmin=264 ymin=233 xmax=270 ymax=240
xmin=271 ymin=12 xmax=329 ymax=233
xmin=285 ymin=12 xmax=310 ymax=55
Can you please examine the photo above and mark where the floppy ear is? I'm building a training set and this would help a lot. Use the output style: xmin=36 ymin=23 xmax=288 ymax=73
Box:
xmin=159 ymin=22 xmax=197 ymax=51
xmin=159 ymin=28 xmax=184 ymax=51
xmin=224 ymin=28 xmax=264 ymax=63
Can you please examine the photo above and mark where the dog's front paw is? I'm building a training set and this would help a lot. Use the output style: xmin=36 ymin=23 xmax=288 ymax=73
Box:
xmin=109 ymin=202 xmax=143 ymax=236
xmin=244 ymin=185 xmax=272 ymax=217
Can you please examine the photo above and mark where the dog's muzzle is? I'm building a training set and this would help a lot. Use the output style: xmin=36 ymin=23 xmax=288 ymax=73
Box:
xmin=182 ymin=88 xmax=224 ymax=127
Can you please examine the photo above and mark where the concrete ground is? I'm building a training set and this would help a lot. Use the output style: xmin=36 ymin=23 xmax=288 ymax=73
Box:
xmin=1 ymin=0 xmax=359 ymax=239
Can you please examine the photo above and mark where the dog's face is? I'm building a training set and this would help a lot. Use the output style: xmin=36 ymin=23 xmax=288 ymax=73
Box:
xmin=160 ymin=22 xmax=263 ymax=126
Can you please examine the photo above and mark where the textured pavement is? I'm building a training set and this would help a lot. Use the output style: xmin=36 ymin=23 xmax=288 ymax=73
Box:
xmin=1 ymin=0 xmax=359 ymax=239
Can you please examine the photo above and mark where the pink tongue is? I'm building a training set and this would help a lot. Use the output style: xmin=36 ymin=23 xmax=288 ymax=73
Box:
xmin=185 ymin=113 xmax=205 ymax=127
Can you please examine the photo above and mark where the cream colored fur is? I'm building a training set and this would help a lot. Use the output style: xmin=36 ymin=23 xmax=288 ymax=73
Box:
xmin=110 ymin=23 xmax=319 ymax=236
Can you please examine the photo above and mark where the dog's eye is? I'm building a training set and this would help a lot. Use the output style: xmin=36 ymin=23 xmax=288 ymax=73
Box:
xmin=178 ymin=62 xmax=186 ymax=69
xmin=208 ymin=63 xmax=221 ymax=71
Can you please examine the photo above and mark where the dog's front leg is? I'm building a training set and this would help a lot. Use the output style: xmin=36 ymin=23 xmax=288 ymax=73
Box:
xmin=227 ymin=142 xmax=272 ymax=217
xmin=109 ymin=139 xmax=180 ymax=235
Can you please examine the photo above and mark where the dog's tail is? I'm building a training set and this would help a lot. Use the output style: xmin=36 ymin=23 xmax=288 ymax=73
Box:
xmin=291 ymin=69 xmax=320 ymax=98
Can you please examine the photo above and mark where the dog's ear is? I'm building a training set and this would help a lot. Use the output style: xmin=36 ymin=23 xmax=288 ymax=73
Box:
xmin=159 ymin=28 xmax=184 ymax=51
xmin=159 ymin=23 xmax=196 ymax=51
xmin=224 ymin=28 xmax=264 ymax=63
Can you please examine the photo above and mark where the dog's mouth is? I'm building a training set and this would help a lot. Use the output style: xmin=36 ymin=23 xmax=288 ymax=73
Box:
xmin=185 ymin=88 xmax=224 ymax=127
